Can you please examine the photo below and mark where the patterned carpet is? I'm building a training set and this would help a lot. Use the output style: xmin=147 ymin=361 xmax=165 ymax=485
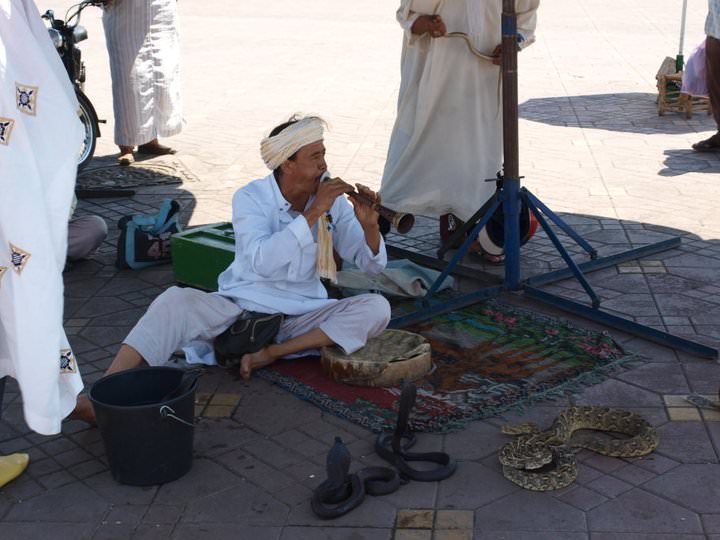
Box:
xmin=257 ymin=300 xmax=636 ymax=433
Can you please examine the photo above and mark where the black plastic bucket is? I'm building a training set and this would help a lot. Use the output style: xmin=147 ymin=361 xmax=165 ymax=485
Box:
xmin=89 ymin=366 xmax=201 ymax=486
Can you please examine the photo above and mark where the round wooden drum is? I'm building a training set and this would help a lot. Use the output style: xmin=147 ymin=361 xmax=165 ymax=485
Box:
xmin=321 ymin=329 xmax=432 ymax=387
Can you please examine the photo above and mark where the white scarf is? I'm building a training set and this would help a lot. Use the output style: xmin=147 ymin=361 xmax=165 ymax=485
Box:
xmin=260 ymin=117 xmax=324 ymax=170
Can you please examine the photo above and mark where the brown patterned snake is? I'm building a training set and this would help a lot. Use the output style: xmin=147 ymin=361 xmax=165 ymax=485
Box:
xmin=444 ymin=32 xmax=496 ymax=63
xmin=498 ymin=406 xmax=659 ymax=491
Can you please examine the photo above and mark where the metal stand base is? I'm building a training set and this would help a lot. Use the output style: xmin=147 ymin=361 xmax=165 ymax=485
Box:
xmin=389 ymin=184 xmax=718 ymax=360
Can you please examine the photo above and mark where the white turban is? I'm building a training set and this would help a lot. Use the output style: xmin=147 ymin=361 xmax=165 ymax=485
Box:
xmin=260 ymin=116 xmax=324 ymax=170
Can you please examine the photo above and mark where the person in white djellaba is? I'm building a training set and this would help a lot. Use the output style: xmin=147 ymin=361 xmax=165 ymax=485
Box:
xmin=102 ymin=0 xmax=183 ymax=165
xmin=380 ymin=0 xmax=539 ymax=263
xmin=71 ymin=115 xmax=391 ymax=424
xmin=0 ymin=0 xmax=85 ymax=436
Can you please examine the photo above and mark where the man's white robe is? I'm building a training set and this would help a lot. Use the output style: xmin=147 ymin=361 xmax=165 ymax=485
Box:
xmin=0 ymin=0 xmax=84 ymax=434
xmin=380 ymin=0 xmax=539 ymax=222
xmin=103 ymin=0 xmax=183 ymax=146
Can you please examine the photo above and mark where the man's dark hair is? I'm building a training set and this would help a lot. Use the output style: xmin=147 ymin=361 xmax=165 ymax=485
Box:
xmin=269 ymin=117 xmax=300 ymax=179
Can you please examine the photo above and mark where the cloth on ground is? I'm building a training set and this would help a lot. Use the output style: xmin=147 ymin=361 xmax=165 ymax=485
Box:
xmin=336 ymin=259 xmax=454 ymax=298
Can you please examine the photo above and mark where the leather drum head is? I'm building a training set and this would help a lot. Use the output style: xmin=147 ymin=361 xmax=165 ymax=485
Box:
xmin=321 ymin=329 xmax=432 ymax=387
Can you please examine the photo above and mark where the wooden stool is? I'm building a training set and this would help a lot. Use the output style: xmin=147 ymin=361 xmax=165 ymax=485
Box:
xmin=656 ymin=56 xmax=712 ymax=118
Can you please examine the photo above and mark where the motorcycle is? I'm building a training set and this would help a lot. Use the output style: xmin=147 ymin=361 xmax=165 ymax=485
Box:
xmin=42 ymin=1 xmax=106 ymax=171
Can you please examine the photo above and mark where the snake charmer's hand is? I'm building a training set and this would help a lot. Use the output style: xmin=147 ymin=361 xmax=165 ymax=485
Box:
xmin=350 ymin=184 xmax=381 ymax=230
xmin=312 ymin=177 xmax=354 ymax=213
xmin=304 ymin=177 xmax=353 ymax=228
xmin=350 ymin=184 xmax=381 ymax=255
xmin=411 ymin=14 xmax=447 ymax=38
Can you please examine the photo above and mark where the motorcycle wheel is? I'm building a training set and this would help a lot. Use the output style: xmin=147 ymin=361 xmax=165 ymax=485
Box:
xmin=75 ymin=89 xmax=98 ymax=171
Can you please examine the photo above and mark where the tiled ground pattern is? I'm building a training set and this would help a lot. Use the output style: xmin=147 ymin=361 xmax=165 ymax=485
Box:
xmin=2 ymin=0 xmax=720 ymax=538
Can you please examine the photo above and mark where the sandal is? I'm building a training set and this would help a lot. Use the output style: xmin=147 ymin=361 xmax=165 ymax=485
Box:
xmin=118 ymin=152 xmax=134 ymax=166
xmin=137 ymin=142 xmax=177 ymax=156
xmin=692 ymin=133 xmax=720 ymax=153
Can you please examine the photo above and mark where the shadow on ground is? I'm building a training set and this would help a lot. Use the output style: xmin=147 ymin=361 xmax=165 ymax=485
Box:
xmin=660 ymin=147 xmax=720 ymax=176
xmin=520 ymin=92 xmax=716 ymax=135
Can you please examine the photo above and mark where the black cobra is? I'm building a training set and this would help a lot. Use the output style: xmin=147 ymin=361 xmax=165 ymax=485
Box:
xmin=375 ymin=383 xmax=457 ymax=481
xmin=311 ymin=437 xmax=400 ymax=519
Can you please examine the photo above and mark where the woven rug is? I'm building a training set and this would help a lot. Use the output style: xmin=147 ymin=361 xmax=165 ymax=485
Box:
xmin=256 ymin=300 xmax=636 ymax=433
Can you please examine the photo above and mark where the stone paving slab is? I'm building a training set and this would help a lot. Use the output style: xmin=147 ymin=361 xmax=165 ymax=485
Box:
xmin=2 ymin=0 xmax=720 ymax=538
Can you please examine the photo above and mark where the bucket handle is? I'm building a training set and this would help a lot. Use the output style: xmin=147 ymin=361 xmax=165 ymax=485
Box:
xmin=159 ymin=405 xmax=195 ymax=427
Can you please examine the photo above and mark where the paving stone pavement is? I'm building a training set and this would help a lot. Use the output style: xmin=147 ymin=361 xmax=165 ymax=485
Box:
xmin=2 ymin=0 xmax=720 ymax=538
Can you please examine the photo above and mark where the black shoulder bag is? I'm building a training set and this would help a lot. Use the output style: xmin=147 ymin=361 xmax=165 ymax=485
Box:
xmin=214 ymin=311 xmax=284 ymax=369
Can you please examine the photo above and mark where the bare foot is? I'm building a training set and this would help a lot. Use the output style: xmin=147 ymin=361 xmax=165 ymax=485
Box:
xmin=67 ymin=394 xmax=97 ymax=426
xmin=239 ymin=348 xmax=275 ymax=380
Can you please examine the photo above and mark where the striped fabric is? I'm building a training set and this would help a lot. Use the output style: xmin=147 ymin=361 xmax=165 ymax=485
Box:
xmin=708 ymin=0 xmax=720 ymax=39
xmin=102 ymin=0 xmax=183 ymax=146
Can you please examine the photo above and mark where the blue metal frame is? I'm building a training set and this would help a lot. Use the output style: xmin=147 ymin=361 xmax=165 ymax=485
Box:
xmin=523 ymin=189 xmax=597 ymax=258
xmin=388 ymin=0 xmax=718 ymax=361
xmin=527 ymin=238 xmax=681 ymax=288
xmin=524 ymin=287 xmax=718 ymax=359
xmin=389 ymin=183 xmax=718 ymax=359
xmin=525 ymin=193 xmax=599 ymax=308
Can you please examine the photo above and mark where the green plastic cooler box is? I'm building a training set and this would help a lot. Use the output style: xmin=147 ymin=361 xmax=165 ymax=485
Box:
xmin=171 ymin=222 xmax=235 ymax=291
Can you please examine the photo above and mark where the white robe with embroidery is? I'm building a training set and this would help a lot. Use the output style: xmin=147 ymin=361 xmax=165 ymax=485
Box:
xmin=103 ymin=0 xmax=183 ymax=146
xmin=380 ymin=0 xmax=539 ymax=221
xmin=0 ymin=0 xmax=84 ymax=435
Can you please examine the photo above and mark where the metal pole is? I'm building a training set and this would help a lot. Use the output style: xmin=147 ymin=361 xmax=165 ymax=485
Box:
xmin=502 ymin=0 xmax=521 ymax=290
xmin=677 ymin=0 xmax=688 ymax=71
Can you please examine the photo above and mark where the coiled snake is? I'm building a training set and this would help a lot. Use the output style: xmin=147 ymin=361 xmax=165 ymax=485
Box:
xmin=311 ymin=437 xmax=400 ymax=519
xmin=498 ymin=406 xmax=659 ymax=491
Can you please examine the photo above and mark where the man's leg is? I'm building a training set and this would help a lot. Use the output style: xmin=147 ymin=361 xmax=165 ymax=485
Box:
xmin=67 ymin=215 xmax=108 ymax=261
xmin=240 ymin=294 xmax=391 ymax=379
xmin=72 ymin=286 xmax=242 ymax=422
xmin=708 ymin=36 xmax=720 ymax=130
xmin=693 ymin=35 xmax=720 ymax=151
xmin=120 ymin=287 xmax=242 ymax=368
